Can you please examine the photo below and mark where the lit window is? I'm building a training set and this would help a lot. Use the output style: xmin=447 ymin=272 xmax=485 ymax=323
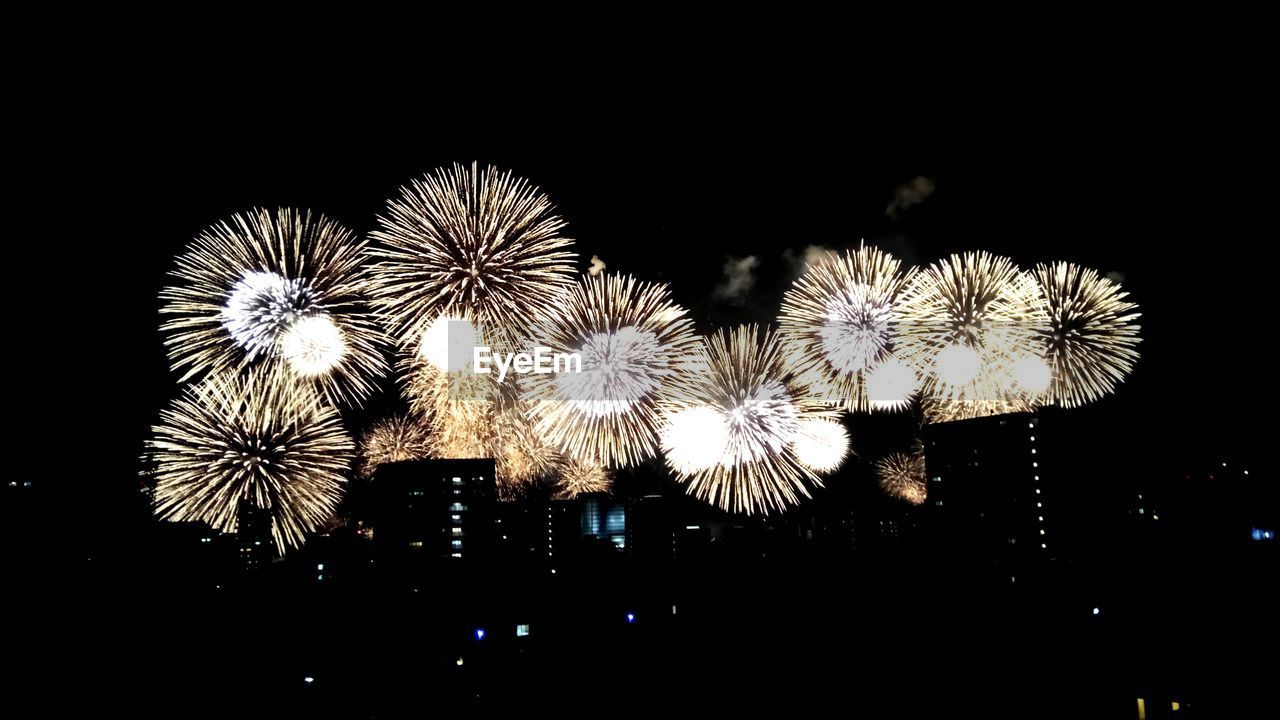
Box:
xmin=452 ymin=528 xmax=463 ymax=536
xmin=1034 ymin=475 xmax=1040 ymax=481
xmin=451 ymin=552 xmax=462 ymax=558
xmin=1036 ymin=502 xmax=1042 ymax=508
xmin=1031 ymin=449 xmax=1037 ymax=454
xmin=453 ymin=476 xmax=463 ymax=484
xmin=1038 ymin=516 xmax=1044 ymax=522
xmin=474 ymin=628 xmax=485 ymax=640
xmin=1032 ymin=462 xmax=1038 ymax=468
xmin=451 ymin=514 xmax=461 ymax=522
xmin=1039 ymin=529 xmax=1046 ymax=535
xmin=1035 ymin=489 xmax=1041 ymax=494
xmin=516 ymin=624 xmax=530 ymax=637
xmin=451 ymin=539 xmax=462 ymax=548
xmin=317 ymin=563 xmax=324 ymax=571
xmin=409 ymin=541 xmax=424 ymax=548
xmin=450 ymin=503 xmax=465 ymax=512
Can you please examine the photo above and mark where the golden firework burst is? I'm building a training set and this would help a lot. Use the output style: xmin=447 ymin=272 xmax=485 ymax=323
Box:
xmin=660 ymin=325 xmax=841 ymax=515
xmin=893 ymin=252 xmax=1049 ymax=415
xmin=146 ymin=367 xmax=354 ymax=553
xmin=876 ymin=451 xmax=927 ymax=505
xmin=358 ymin=414 xmax=432 ymax=479
xmin=160 ymin=208 xmax=388 ymax=407
xmin=1032 ymin=262 xmax=1141 ymax=407
xmin=553 ymin=457 xmax=612 ymax=499
xmin=523 ymin=273 xmax=701 ymax=468
xmin=778 ymin=243 xmax=918 ymax=411
xmin=369 ymin=163 xmax=577 ymax=352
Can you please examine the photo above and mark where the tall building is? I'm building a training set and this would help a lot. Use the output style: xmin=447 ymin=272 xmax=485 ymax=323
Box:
xmin=369 ymin=459 xmax=498 ymax=569
xmin=236 ymin=500 xmax=274 ymax=573
xmin=920 ymin=413 xmax=1053 ymax=572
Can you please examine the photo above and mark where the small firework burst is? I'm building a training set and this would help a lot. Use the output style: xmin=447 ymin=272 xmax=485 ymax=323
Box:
xmin=524 ymin=273 xmax=701 ymax=468
xmin=790 ymin=418 xmax=851 ymax=473
xmin=661 ymin=325 xmax=839 ymax=515
xmin=369 ymin=163 xmax=577 ymax=352
xmin=893 ymin=252 xmax=1049 ymax=413
xmin=553 ymin=457 xmax=612 ymax=499
xmin=146 ymin=367 xmax=354 ymax=553
xmin=876 ymin=451 xmax=927 ymax=505
xmin=160 ymin=209 xmax=387 ymax=406
xmin=358 ymin=414 xmax=432 ymax=478
xmin=779 ymin=243 xmax=917 ymax=411
xmin=1032 ymin=262 xmax=1141 ymax=407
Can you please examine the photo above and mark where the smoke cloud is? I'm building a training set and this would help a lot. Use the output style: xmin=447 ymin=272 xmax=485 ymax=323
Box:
xmin=886 ymin=176 xmax=936 ymax=218
xmin=713 ymin=256 xmax=760 ymax=304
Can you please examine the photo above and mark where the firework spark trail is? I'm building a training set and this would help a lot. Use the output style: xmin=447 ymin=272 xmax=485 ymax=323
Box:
xmin=661 ymin=325 xmax=842 ymax=515
xmin=146 ymin=367 xmax=354 ymax=553
xmin=893 ymin=252 xmax=1050 ymax=415
xmin=523 ymin=273 xmax=701 ymax=468
xmin=876 ymin=451 xmax=927 ymax=505
xmin=160 ymin=208 xmax=387 ymax=407
xmin=779 ymin=243 xmax=918 ymax=412
xmin=369 ymin=163 xmax=577 ymax=353
xmin=1032 ymin=262 xmax=1141 ymax=407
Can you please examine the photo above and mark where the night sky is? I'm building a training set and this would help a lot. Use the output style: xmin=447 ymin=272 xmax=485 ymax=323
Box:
xmin=13 ymin=55 xmax=1276 ymax=717
xmin=30 ymin=89 xmax=1267 ymax=570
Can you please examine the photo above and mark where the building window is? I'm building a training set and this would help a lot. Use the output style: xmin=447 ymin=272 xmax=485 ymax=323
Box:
xmin=516 ymin=624 xmax=531 ymax=637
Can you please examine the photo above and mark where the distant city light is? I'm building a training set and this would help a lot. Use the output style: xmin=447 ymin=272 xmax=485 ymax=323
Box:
xmin=456 ymin=657 xmax=464 ymax=667
xmin=1092 ymin=607 xmax=1100 ymax=616
xmin=475 ymin=628 xmax=485 ymax=640
xmin=626 ymin=612 xmax=636 ymax=623
xmin=304 ymin=676 xmax=314 ymax=684
xmin=316 ymin=563 xmax=324 ymax=571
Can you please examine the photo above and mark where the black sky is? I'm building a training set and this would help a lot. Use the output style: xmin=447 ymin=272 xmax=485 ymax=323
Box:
xmin=27 ymin=79 xmax=1271 ymax=560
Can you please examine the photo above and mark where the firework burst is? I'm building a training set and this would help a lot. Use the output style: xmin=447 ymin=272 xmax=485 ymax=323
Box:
xmin=553 ymin=457 xmax=612 ymax=499
xmin=790 ymin=418 xmax=851 ymax=473
xmin=893 ymin=252 xmax=1049 ymax=414
xmin=876 ymin=451 xmax=927 ymax=505
xmin=369 ymin=163 xmax=577 ymax=352
xmin=146 ymin=368 xmax=354 ymax=553
xmin=661 ymin=325 xmax=840 ymax=515
xmin=524 ymin=273 xmax=701 ymax=468
xmin=1032 ymin=262 xmax=1141 ymax=407
xmin=358 ymin=414 xmax=432 ymax=478
xmin=779 ymin=243 xmax=918 ymax=411
xmin=160 ymin=209 xmax=387 ymax=406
